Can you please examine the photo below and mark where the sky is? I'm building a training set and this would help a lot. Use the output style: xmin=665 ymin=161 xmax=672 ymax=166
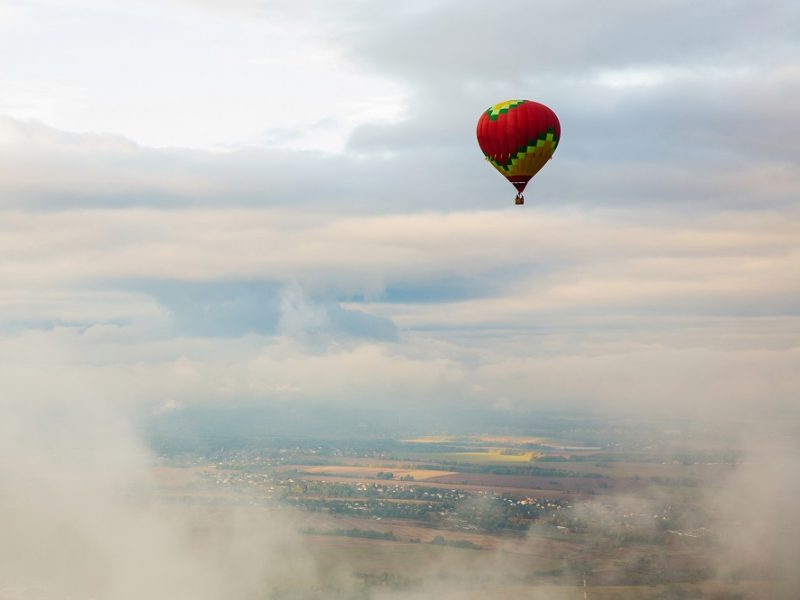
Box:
xmin=1 ymin=2 xmax=800 ymax=598
xmin=1 ymin=0 xmax=799 ymax=420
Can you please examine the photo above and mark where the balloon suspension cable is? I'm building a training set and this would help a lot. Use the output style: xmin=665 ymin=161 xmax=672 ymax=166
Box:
xmin=515 ymin=192 xmax=524 ymax=205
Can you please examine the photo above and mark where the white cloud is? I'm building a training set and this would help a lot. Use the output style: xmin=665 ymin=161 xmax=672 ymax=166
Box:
xmin=0 ymin=204 xmax=796 ymax=416
xmin=0 ymin=1 xmax=407 ymax=151
xmin=0 ymin=1 xmax=797 ymax=417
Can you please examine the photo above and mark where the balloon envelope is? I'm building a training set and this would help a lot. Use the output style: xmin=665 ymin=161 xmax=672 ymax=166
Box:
xmin=476 ymin=100 xmax=560 ymax=197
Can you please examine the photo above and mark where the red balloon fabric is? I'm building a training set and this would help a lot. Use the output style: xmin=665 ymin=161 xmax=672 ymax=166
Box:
xmin=476 ymin=100 xmax=560 ymax=196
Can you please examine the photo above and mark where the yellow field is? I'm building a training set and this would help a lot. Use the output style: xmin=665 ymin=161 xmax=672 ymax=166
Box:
xmin=437 ymin=449 xmax=539 ymax=464
xmin=299 ymin=466 xmax=456 ymax=481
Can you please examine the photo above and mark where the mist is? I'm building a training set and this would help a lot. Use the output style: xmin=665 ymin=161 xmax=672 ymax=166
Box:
xmin=3 ymin=381 xmax=798 ymax=598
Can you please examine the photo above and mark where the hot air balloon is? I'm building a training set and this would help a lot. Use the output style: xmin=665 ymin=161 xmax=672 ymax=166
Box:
xmin=476 ymin=99 xmax=560 ymax=205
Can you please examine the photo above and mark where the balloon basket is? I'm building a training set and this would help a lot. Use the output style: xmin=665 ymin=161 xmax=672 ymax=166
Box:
xmin=515 ymin=194 xmax=524 ymax=205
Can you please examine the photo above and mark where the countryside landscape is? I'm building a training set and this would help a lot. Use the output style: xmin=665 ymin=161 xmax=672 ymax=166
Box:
xmin=138 ymin=408 xmax=792 ymax=599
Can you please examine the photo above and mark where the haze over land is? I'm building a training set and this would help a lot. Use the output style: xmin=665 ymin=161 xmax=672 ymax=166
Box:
xmin=0 ymin=1 xmax=798 ymax=598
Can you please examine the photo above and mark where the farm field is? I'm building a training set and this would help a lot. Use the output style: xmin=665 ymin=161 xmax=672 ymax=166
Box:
xmin=291 ymin=456 xmax=734 ymax=492
xmin=140 ymin=489 xmax=776 ymax=599
xmin=282 ymin=462 xmax=668 ymax=500
xmin=403 ymin=435 xmax=550 ymax=446
xmin=435 ymin=582 xmax=781 ymax=600
xmin=434 ymin=448 xmax=540 ymax=464
xmin=424 ymin=471 xmax=647 ymax=495
xmin=300 ymin=527 xmax=773 ymax=600
xmin=580 ymin=460 xmax=737 ymax=481
xmin=285 ymin=472 xmax=590 ymax=499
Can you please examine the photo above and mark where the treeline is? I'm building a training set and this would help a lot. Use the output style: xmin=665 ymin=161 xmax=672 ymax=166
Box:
xmin=303 ymin=527 xmax=397 ymax=541
xmin=301 ymin=528 xmax=482 ymax=550
xmin=430 ymin=535 xmax=480 ymax=549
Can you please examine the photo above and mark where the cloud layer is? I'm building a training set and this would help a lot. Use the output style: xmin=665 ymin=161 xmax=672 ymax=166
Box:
xmin=0 ymin=0 xmax=798 ymax=416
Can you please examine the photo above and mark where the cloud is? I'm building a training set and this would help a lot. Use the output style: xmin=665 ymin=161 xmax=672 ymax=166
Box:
xmin=0 ymin=1 xmax=408 ymax=151
xmin=0 ymin=1 xmax=796 ymax=426
xmin=0 ymin=381 xmax=329 ymax=600
xmin=133 ymin=279 xmax=398 ymax=341
xmin=3 ymin=2 xmax=799 ymax=214
xmin=0 ymin=200 xmax=796 ymax=414
xmin=346 ymin=1 xmax=800 ymax=82
xmin=1 ymin=205 xmax=796 ymax=302
xmin=709 ymin=433 xmax=800 ymax=596
xmin=5 ymin=19 xmax=800 ymax=217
